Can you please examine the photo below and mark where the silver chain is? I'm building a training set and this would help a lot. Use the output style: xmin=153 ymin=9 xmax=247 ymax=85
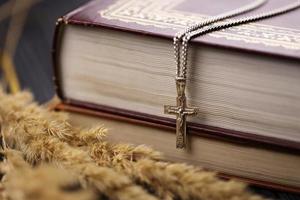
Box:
xmin=175 ymin=0 xmax=300 ymax=79
xmin=174 ymin=0 xmax=266 ymax=77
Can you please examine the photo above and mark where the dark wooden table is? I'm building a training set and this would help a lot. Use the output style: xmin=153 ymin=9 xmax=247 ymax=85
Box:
xmin=0 ymin=0 xmax=299 ymax=199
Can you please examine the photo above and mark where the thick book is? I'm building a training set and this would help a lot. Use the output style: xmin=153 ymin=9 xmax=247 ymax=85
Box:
xmin=52 ymin=0 xmax=300 ymax=192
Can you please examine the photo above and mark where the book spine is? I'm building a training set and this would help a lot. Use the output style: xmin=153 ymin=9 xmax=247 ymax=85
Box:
xmin=52 ymin=17 xmax=66 ymax=102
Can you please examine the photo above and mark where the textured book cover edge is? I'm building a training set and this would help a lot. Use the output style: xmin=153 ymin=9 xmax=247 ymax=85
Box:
xmin=61 ymin=0 xmax=300 ymax=61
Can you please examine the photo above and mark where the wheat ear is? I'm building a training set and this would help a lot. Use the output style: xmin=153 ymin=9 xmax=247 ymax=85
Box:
xmin=0 ymin=149 xmax=96 ymax=200
xmin=0 ymin=90 xmax=162 ymax=162
xmin=0 ymin=93 xmax=158 ymax=200
xmin=3 ymin=125 xmax=157 ymax=200
xmin=89 ymin=143 xmax=265 ymax=200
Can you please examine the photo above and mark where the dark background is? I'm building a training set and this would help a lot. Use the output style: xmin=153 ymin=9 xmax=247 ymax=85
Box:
xmin=0 ymin=0 xmax=299 ymax=199
xmin=0 ymin=0 xmax=88 ymax=103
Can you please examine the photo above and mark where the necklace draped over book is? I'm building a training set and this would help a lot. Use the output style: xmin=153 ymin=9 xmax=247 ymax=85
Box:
xmin=164 ymin=0 xmax=300 ymax=149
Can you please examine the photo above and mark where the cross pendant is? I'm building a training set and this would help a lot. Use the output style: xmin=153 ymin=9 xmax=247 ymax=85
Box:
xmin=164 ymin=77 xmax=199 ymax=149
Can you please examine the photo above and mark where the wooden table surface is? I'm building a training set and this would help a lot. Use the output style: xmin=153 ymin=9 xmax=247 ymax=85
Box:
xmin=0 ymin=0 xmax=299 ymax=199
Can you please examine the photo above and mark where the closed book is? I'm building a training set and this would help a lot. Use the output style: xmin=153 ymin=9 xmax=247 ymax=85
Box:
xmin=52 ymin=0 xmax=300 ymax=192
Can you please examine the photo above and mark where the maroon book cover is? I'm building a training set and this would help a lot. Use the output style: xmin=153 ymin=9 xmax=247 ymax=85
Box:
xmin=58 ymin=0 xmax=300 ymax=60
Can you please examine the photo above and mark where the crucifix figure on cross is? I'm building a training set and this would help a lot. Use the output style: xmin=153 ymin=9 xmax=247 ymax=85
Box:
xmin=164 ymin=77 xmax=199 ymax=149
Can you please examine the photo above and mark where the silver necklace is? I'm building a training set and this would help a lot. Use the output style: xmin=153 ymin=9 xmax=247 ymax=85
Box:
xmin=165 ymin=0 xmax=300 ymax=149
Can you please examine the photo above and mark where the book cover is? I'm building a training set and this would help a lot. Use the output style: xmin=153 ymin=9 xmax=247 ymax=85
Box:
xmin=56 ymin=0 xmax=300 ymax=59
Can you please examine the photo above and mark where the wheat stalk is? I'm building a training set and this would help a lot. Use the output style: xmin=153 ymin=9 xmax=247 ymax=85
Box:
xmin=0 ymin=90 xmax=266 ymax=200
xmin=3 ymin=126 xmax=157 ymax=200
xmin=0 ymin=149 xmax=96 ymax=200
xmin=0 ymin=91 xmax=158 ymax=200
xmin=0 ymin=90 xmax=162 ymax=162
xmin=88 ymin=141 xmax=265 ymax=200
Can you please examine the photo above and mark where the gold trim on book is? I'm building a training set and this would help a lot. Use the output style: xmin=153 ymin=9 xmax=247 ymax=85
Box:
xmin=99 ymin=0 xmax=300 ymax=50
